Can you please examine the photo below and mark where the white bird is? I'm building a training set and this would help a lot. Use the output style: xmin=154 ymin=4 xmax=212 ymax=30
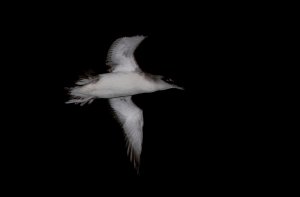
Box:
xmin=66 ymin=35 xmax=183 ymax=171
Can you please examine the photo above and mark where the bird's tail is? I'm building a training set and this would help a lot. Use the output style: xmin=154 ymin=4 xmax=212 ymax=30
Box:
xmin=65 ymin=87 xmax=95 ymax=106
xmin=65 ymin=75 xmax=99 ymax=106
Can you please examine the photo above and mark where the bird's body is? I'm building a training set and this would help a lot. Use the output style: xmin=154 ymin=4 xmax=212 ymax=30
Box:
xmin=71 ymin=72 xmax=164 ymax=99
xmin=66 ymin=35 xmax=183 ymax=171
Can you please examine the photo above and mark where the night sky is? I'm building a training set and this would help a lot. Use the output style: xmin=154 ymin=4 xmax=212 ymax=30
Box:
xmin=57 ymin=18 xmax=259 ymax=180
xmin=5 ymin=5 xmax=274 ymax=192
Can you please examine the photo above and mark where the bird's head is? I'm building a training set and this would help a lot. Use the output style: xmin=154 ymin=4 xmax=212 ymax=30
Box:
xmin=154 ymin=75 xmax=184 ymax=91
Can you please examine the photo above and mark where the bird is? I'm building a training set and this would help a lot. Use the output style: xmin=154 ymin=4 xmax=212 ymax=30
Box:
xmin=66 ymin=35 xmax=183 ymax=171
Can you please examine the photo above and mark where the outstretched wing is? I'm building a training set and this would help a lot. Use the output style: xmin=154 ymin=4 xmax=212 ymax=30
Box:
xmin=106 ymin=36 xmax=146 ymax=73
xmin=109 ymin=96 xmax=143 ymax=170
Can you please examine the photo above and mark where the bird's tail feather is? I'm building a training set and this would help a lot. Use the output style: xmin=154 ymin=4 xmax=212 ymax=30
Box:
xmin=65 ymin=75 xmax=99 ymax=106
xmin=65 ymin=86 xmax=95 ymax=106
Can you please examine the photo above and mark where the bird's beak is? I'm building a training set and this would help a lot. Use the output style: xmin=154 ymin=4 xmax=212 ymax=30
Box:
xmin=173 ymin=85 xmax=184 ymax=90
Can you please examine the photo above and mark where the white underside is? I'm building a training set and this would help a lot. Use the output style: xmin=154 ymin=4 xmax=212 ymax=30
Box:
xmin=77 ymin=72 xmax=157 ymax=98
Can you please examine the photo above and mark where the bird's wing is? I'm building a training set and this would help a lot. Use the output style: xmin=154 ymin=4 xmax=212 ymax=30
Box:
xmin=109 ymin=96 xmax=143 ymax=170
xmin=106 ymin=36 xmax=146 ymax=73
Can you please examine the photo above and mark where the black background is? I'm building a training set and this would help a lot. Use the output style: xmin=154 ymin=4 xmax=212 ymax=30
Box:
xmin=3 ymin=3 xmax=279 ymax=193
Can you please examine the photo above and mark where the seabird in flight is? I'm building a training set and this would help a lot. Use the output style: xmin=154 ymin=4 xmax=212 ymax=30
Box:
xmin=66 ymin=35 xmax=183 ymax=171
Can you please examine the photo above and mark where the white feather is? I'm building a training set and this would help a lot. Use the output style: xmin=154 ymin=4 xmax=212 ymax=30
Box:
xmin=106 ymin=36 xmax=146 ymax=72
xmin=109 ymin=97 xmax=143 ymax=169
